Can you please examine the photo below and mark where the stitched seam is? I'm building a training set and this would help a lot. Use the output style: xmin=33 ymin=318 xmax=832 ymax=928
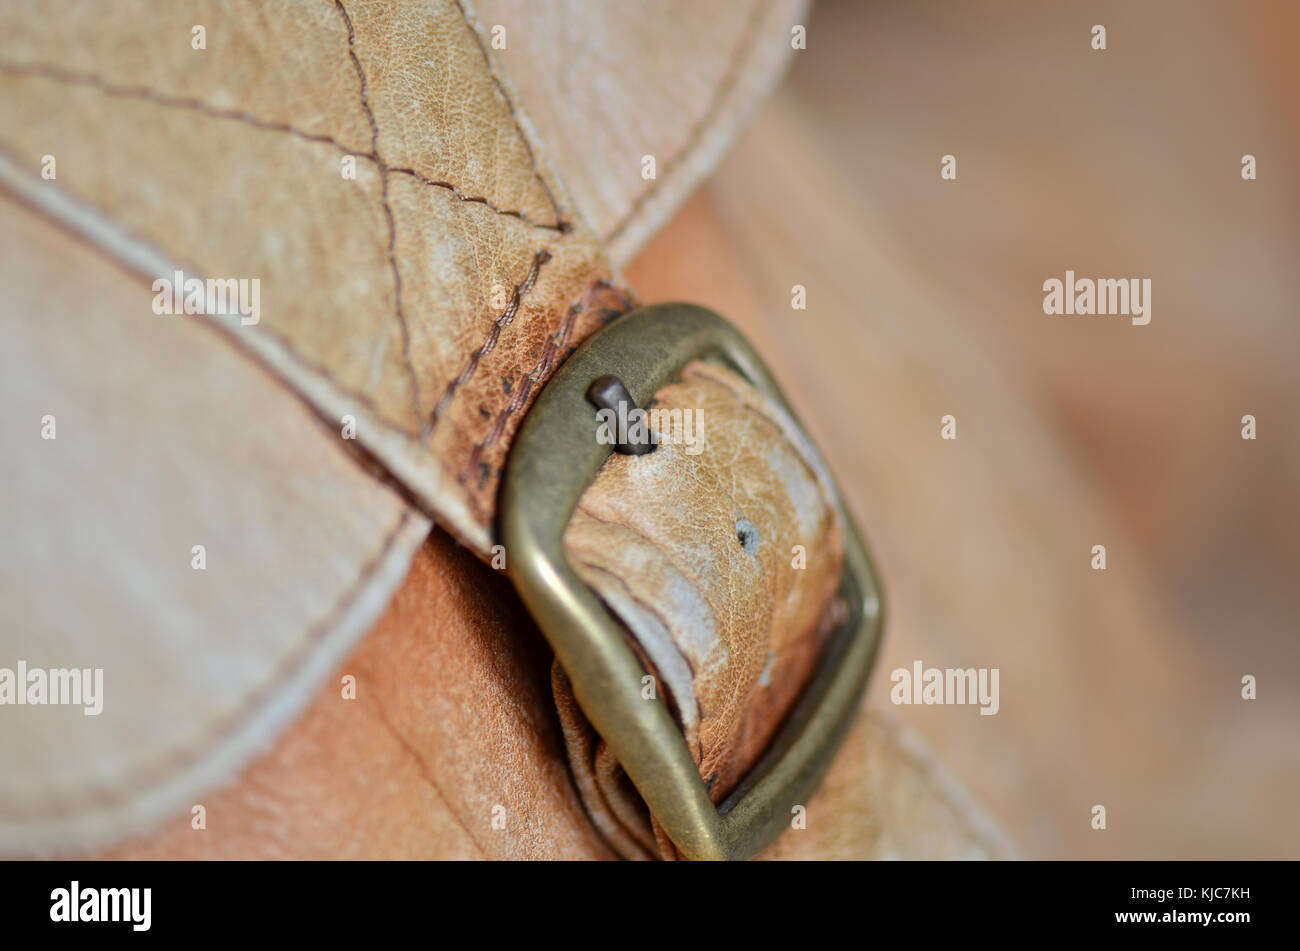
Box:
xmin=1 ymin=163 xmax=623 ymax=500
xmin=0 ymin=149 xmax=567 ymax=456
xmin=0 ymin=59 xmax=565 ymax=233
xmin=422 ymin=247 xmax=552 ymax=440
xmin=0 ymin=53 xmax=618 ymax=534
xmin=456 ymin=281 xmax=636 ymax=510
xmin=0 ymin=149 xmax=418 ymax=440
xmin=0 ymin=510 xmax=417 ymax=818
xmin=463 ymin=290 xmax=588 ymax=469
xmin=603 ymin=0 xmax=769 ymax=247
xmin=452 ymin=0 xmax=567 ymax=229
xmin=0 ymin=59 xmax=361 ymax=149
xmin=334 ymin=0 xmax=423 ymax=422
xmin=386 ymin=164 xmax=563 ymax=230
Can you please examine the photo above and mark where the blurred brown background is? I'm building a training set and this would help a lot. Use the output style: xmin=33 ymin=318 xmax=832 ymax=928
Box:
xmin=628 ymin=0 xmax=1300 ymax=858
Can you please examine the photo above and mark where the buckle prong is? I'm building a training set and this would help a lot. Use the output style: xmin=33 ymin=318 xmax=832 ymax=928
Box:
xmin=585 ymin=374 xmax=657 ymax=455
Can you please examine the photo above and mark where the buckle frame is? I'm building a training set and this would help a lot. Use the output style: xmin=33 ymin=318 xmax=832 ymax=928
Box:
xmin=500 ymin=303 xmax=883 ymax=860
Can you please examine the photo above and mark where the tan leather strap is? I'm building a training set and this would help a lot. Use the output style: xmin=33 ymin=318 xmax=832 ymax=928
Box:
xmin=556 ymin=360 xmax=845 ymax=859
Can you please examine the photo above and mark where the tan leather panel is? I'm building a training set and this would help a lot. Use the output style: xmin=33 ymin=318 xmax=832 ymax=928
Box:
xmin=0 ymin=191 xmax=429 ymax=856
xmin=474 ymin=0 xmax=810 ymax=266
xmin=0 ymin=0 xmax=623 ymax=554
xmin=1 ymin=0 xmax=376 ymax=153
xmin=100 ymin=533 xmax=613 ymax=860
xmin=557 ymin=360 xmax=844 ymax=858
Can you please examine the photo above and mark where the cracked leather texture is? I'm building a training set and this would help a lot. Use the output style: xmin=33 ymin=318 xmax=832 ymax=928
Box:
xmin=474 ymin=0 xmax=809 ymax=267
xmin=557 ymin=361 xmax=844 ymax=859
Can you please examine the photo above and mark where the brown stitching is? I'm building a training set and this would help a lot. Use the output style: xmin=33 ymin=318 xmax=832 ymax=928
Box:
xmin=335 ymin=0 xmax=423 ymax=422
xmin=423 ymin=247 xmax=552 ymax=440
xmin=0 ymin=59 xmax=360 ymax=150
xmin=460 ymin=283 xmax=633 ymax=464
xmin=451 ymin=0 xmax=568 ymax=229
xmin=0 ymin=151 xmax=605 ymax=526
xmin=0 ymin=58 xmax=563 ymax=232
xmin=0 ymin=510 xmax=419 ymax=819
xmin=603 ymin=0 xmax=768 ymax=247
xmin=387 ymin=164 xmax=565 ymax=232
xmin=456 ymin=281 xmax=636 ymax=502
xmin=0 ymin=1 xmax=605 ymax=532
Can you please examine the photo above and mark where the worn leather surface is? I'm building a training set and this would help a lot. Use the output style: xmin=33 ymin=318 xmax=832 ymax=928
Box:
xmin=101 ymin=532 xmax=615 ymax=860
xmin=558 ymin=360 xmax=844 ymax=859
xmin=1 ymin=0 xmax=1013 ymax=860
xmin=0 ymin=0 xmax=624 ymax=554
xmin=474 ymin=0 xmax=809 ymax=268
xmin=0 ymin=191 xmax=431 ymax=855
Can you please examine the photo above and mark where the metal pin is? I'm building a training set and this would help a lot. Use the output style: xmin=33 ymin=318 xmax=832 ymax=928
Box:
xmin=587 ymin=373 xmax=657 ymax=455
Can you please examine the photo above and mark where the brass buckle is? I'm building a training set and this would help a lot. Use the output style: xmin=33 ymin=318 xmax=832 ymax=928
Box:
xmin=500 ymin=303 xmax=884 ymax=860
